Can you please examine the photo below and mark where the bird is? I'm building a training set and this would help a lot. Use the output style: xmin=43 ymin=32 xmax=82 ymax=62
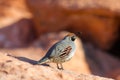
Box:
xmin=37 ymin=33 xmax=77 ymax=70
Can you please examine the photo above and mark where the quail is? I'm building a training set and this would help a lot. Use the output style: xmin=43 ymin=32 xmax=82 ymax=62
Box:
xmin=37 ymin=33 xmax=77 ymax=70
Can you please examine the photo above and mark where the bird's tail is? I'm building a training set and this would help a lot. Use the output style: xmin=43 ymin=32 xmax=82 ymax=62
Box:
xmin=37 ymin=57 xmax=50 ymax=64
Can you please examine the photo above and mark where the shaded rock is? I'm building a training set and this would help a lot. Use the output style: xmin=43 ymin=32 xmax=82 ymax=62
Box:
xmin=26 ymin=0 xmax=120 ymax=50
xmin=107 ymin=69 xmax=120 ymax=80
xmin=84 ymin=43 xmax=120 ymax=78
xmin=0 ymin=19 xmax=34 ymax=48
xmin=0 ymin=53 xmax=114 ymax=80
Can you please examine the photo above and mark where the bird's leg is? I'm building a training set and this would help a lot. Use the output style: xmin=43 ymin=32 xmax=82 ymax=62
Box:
xmin=57 ymin=63 xmax=60 ymax=69
xmin=60 ymin=63 xmax=64 ymax=70
xmin=57 ymin=63 xmax=64 ymax=70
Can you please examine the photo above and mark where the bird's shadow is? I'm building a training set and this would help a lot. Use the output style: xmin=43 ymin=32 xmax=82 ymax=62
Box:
xmin=7 ymin=54 xmax=50 ymax=66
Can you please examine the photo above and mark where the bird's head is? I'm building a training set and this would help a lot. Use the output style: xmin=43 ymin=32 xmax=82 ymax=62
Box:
xmin=63 ymin=33 xmax=77 ymax=41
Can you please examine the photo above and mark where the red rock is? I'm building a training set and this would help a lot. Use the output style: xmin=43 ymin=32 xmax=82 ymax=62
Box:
xmin=26 ymin=0 xmax=120 ymax=50
xmin=0 ymin=0 xmax=31 ymax=27
xmin=0 ymin=53 xmax=113 ymax=80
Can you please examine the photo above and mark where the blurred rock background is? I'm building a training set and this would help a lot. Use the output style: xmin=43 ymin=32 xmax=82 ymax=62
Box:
xmin=0 ymin=0 xmax=120 ymax=80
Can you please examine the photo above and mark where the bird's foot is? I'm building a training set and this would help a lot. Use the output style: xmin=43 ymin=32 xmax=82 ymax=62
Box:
xmin=58 ymin=67 xmax=64 ymax=70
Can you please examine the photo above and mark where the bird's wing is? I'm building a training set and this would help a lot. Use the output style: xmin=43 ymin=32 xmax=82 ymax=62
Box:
xmin=46 ymin=42 xmax=64 ymax=58
xmin=58 ymin=46 xmax=72 ymax=58
xmin=44 ymin=42 xmax=58 ymax=58
xmin=49 ymin=41 xmax=72 ymax=58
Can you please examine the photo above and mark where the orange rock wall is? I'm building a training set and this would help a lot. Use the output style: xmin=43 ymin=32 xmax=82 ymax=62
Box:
xmin=26 ymin=0 xmax=120 ymax=50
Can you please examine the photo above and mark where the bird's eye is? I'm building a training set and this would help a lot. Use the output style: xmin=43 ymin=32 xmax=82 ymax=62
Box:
xmin=71 ymin=36 xmax=76 ymax=41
